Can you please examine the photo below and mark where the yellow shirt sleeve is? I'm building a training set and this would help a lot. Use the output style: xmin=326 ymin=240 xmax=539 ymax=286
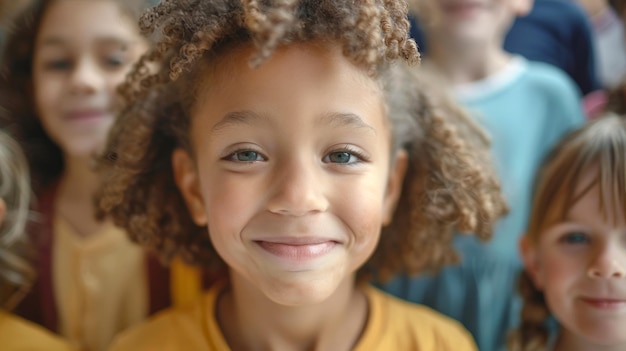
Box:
xmin=0 ymin=312 xmax=76 ymax=351
xmin=170 ymin=257 xmax=204 ymax=308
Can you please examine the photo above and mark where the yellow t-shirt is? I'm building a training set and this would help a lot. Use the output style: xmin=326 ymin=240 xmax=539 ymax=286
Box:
xmin=108 ymin=284 xmax=477 ymax=351
xmin=52 ymin=214 xmax=206 ymax=351
xmin=0 ymin=311 xmax=75 ymax=350
xmin=53 ymin=216 xmax=148 ymax=351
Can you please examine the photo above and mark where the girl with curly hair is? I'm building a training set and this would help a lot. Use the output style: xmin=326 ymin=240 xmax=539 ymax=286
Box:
xmin=511 ymin=111 xmax=626 ymax=351
xmin=0 ymin=1 xmax=208 ymax=350
xmin=0 ymin=130 xmax=72 ymax=350
xmin=97 ymin=1 xmax=507 ymax=350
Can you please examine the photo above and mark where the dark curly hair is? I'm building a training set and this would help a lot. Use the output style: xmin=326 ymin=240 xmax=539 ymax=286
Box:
xmin=510 ymin=113 xmax=626 ymax=351
xmin=0 ymin=0 xmax=156 ymax=192
xmin=96 ymin=0 xmax=507 ymax=281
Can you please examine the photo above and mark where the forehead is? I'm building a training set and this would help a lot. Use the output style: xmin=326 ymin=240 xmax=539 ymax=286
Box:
xmin=561 ymin=169 xmax=626 ymax=226
xmin=36 ymin=0 xmax=141 ymax=48
xmin=196 ymin=42 xmax=386 ymax=122
xmin=205 ymin=42 xmax=380 ymax=91
xmin=187 ymin=42 xmax=392 ymax=151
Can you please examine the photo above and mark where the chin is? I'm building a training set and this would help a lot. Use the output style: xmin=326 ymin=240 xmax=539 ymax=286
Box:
xmin=582 ymin=331 xmax=626 ymax=347
xmin=65 ymin=142 xmax=105 ymax=160
xmin=260 ymin=275 xmax=343 ymax=307
xmin=569 ymin=320 xmax=626 ymax=347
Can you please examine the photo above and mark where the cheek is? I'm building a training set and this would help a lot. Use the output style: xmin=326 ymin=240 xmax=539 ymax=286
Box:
xmin=201 ymin=169 xmax=266 ymax=233
xmin=336 ymin=175 xmax=387 ymax=249
xmin=33 ymin=70 xmax=59 ymax=112
xmin=104 ymin=69 xmax=134 ymax=107
xmin=108 ymin=69 xmax=132 ymax=91
xmin=541 ymin=253 xmax=581 ymax=309
xmin=33 ymin=71 xmax=64 ymax=135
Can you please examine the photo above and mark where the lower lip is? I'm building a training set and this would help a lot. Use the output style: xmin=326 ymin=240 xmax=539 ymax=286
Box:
xmin=580 ymin=298 xmax=626 ymax=310
xmin=255 ymin=241 xmax=337 ymax=262
xmin=65 ymin=112 xmax=108 ymax=122
xmin=445 ymin=4 xmax=482 ymax=17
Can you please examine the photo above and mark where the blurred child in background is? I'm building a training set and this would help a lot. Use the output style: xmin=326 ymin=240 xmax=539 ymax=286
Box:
xmin=513 ymin=109 xmax=626 ymax=351
xmin=0 ymin=130 xmax=73 ymax=350
xmin=0 ymin=1 xmax=206 ymax=350
xmin=380 ymin=1 xmax=586 ymax=350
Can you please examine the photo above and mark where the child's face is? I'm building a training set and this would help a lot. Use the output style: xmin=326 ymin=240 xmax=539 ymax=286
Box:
xmin=32 ymin=0 xmax=147 ymax=159
xmin=525 ymin=173 xmax=626 ymax=346
xmin=174 ymin=43 xmax=406 ymax=306
xmin=419 ymin=0 xmax=532 ymax=46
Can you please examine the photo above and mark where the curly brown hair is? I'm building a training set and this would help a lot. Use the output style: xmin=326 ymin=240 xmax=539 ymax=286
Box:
xmin=96 ymin=0 xmax=507 ymax=281
xmin=510 ymin=113 xmax=626 ymax=351
xmin=0 ymin=0 xmax=156 ymax=192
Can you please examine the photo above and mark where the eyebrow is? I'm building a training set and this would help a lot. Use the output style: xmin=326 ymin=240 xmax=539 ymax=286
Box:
xmin=317 ymin=112 xmax=377 ymax=136
xmin=210 ymin=110 xmax=377 ymax=135
xmin=38 ymin=36 xmax=135 ymax=49
xmin=211 ymin=110 xmax=270 ymax=133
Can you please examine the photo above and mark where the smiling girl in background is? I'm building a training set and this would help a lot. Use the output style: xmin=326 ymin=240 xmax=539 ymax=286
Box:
xmin=0 ymin=1 xmax=197 ymax=350
xmin=512 ymin=111 xmax=626 ymax=350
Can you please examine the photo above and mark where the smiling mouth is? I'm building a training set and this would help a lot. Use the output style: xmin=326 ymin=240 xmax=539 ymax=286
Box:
xmin=65 ymin=110 xmax=109 ymax=121
xmin=443 ymin=2 xmax=484 ymax=15
xmin=580 ymin=297 xmax=626 ymax=309
xmin=255 ymin=240 xmax=338 ymax=261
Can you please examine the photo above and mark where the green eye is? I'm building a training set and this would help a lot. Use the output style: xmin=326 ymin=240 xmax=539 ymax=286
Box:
xmin=328 ymin=151 xmax=352 ymax=164
xmin=107 ymin=57 xmax=124 ymax=66
xmin=561 ymin=231 xmax=590 ymax=245
xmin=235 ymin=151 xmax=262 ymax=162
xmin=45 ymin=60 xmax=72 ymax=70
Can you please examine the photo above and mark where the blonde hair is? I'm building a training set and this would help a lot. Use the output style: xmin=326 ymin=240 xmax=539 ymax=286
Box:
xmin=510 ymin=113 xmax=626 ymax=350
xmin=0 ymin=130 xmax=34 ymax=310
xmin=96 ymin=0 xmax=507 ymax=281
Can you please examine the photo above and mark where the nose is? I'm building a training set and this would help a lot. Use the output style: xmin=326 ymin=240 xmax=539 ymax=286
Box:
xmin=266 ymin=159 xmax=329 ymax=216
xmin=69 ymin=57 xmax=103 ymax=95
xmin=587 ymin=243 xmax=626 ymax=279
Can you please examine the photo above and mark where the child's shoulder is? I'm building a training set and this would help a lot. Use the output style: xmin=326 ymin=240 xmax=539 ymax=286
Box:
xmin=356 ymin=285 xmax=477 ymax=351
xmin=519 ymin=59 xmax=582 ymax=98
xmin=0 ymin=311 xmax=75 ymax=351
xmin=108 ymin=284 xmax=223 ymax=351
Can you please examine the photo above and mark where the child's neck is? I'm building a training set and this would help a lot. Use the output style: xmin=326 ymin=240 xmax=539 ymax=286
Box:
xmin=218 ymin=273 xmax=368 ymax=351
xmin=427 ymin=38 xmax=511 ymax=85
xmin=555 ymin=329 xmax=626 ymax=351
xmin=56 ymin=154 xmax=108 ymax=238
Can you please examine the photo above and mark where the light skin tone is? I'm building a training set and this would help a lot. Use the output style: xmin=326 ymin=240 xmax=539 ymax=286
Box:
xmin=417 ymin=0 xmax=532 ymax=84
xmin=522 ymin=171 xmax=626 ymax=351
xmin=577 ymin=0 xmax=610 ymax=18
xmin=32 ymin=0 xmax=147 ymax=238
xmin=173 ymin=43 xmax=407 ymax=350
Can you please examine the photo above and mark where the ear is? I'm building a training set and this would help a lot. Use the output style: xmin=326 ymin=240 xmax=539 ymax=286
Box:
xmin=382 ymin=149 xmax=408 ymax=226
xmin=513 ymin=0 xmax=534 ymax=17
xmin=172 ymin=148 xmax=208 ymax=226
xmin=520 ymin=235 xmax=544 ymax=290
xmin=0 ymin=198 xmax=6 ymax=226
